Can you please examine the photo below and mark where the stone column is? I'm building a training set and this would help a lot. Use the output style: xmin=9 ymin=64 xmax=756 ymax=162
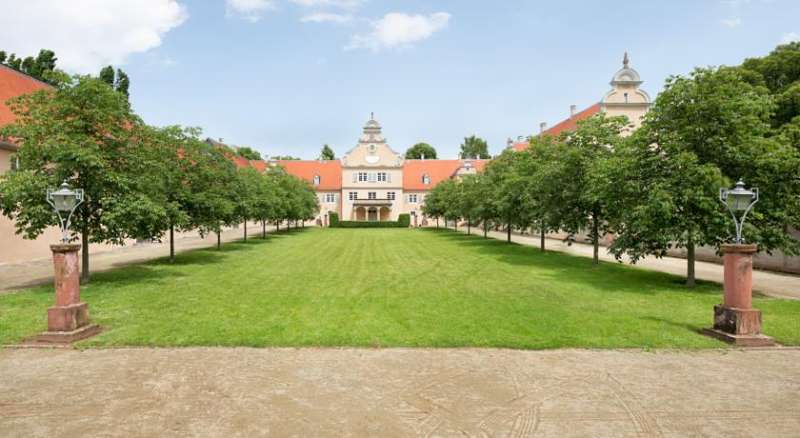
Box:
xmin=34 ymin=244 xmax=100 ymax=343
xmin=702 ymin=244 xmax=774 ymax=347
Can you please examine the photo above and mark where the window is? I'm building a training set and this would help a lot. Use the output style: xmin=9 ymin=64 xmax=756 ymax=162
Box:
xmin=368 ymin=172 xmax=377 ymax=183
xmin=313 ymin=175 xmax=321 ymax=186
xmin=358 ymin=172 xmax=368 ymax=182
xmin=377 ymin=172 xmax=387 ymax=182
xmin=387 ymin=192 xmax=395 ymax=201
xmin=368 ymin=192 xmax=377 ymax=200
xmin=624 ymin=92 xmax=629 ymax=103
xmin=349 ymin=192 xmax=357 ymax=200
xmin=325 ymin=193 xmax=336 ymax=203
xmin=422 ymin=174 xmax=431 ymax=185
xmin=408 ymin=194 xmax=418 ymax=203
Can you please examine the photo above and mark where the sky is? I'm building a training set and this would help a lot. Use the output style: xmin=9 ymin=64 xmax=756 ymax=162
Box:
xmin=1 ymin=0 xmax=799 ymax=159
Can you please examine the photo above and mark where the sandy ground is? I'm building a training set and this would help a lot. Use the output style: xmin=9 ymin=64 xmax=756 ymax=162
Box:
xmin=0 ymin=347 xmax=798 ymax=437
xmin=457 ymin=228 xmax=800 ymax=300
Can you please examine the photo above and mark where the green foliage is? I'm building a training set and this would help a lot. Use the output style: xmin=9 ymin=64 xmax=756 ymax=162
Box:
xmin=335 ymin=220 xmax=409 ymax=228
xmin=397 ymin=213 xmax=410 ymax=227
xmin=320 ymin=144 xmax=335 ymax=160
xmin=328 ymin=212 xmax=339 ymax=227
xmin=459 ymin=135 xmax=491 ymax=159
xmin=97 ymin=65 xmax=130 ymax=100
xmin=405 ymin=142 xmax=438 ymax=159
xmin=270 ymin=155 xmax=301 ymax=160
xmin=0 ymin=49 xmax=59 ymax=84
xmin=236 ymin=146 xmax=263 ymax=160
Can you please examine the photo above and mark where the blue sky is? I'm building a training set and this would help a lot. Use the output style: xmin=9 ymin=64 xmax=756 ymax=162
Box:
xmin=3 ymin=0 xmax=799 ymax=159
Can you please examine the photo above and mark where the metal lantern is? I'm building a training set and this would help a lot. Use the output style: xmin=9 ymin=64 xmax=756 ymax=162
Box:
xmin=46 ymin=180 xmax=84 ymax=243
xmin=719 ymin=180 xmax=758 ymax=244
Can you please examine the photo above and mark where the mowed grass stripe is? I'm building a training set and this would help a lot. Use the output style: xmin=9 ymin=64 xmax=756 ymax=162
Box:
xmin=0 ymin=228 xmax=798 ymax=348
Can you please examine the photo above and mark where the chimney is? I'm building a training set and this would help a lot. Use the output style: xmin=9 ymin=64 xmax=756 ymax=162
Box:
xmin=539 ymin=122 xmax=547 ymax=134
xmin=570 ymin=105 xmax=577 ymax=118
xmin=218 ymin=137 xmax=224 ymax=143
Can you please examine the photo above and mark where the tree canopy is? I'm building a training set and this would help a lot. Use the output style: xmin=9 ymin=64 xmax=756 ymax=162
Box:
xmin=459 ymin=135 xmax=491 ymax=159
xmin=320 ymin=144 xmax=335 ymax=160
xmin=405 ymin=142 xmax=438 ymax=159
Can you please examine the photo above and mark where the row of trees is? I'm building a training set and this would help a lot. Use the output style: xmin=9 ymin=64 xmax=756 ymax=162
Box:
xmin=0 ymin=74 xmax=318 ymax=283
xmin=424 ymin=43 xmax=800 ymax=286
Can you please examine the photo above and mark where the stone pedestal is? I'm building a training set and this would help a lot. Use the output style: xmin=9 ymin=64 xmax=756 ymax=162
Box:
xmin=32 ymin=244 xmax=100 ymax=344
xmin=702 ymin=244 xmax=774 ymax=347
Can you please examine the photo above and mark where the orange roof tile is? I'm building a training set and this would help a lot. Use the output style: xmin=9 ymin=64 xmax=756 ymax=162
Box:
xmin=0 ymin=65 xmax=52 ymax=129
xmin=276 ymin=160 xmax=342 ymax=190
xmin=511 ymin=141 xmax=529 ymax=152
xmin=402 ymin=159 xmax=489 ymax=191
xmin=542 ymin=103 xmax=602 ymax=137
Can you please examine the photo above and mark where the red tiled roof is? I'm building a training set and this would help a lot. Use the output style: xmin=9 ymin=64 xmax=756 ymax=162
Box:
xmin=511 ymin=141 xmax=529 ymax=152
xmin=402 ymin=159 xmax=489 ymax=191
xmin=0 ymin=65 xmax=52 ymax=129
xmin=542 ymin=103 xmax=602 ymax=137
xmin=276 ymin=160 xmax=342 ymax=190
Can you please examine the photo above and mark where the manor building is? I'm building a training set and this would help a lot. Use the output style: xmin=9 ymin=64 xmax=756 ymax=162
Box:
xmin=243 ymin=114 xmax=488 ymax=226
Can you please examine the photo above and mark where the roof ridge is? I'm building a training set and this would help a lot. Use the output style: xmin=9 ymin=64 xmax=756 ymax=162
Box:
xmin=0 ymin=63 xmax=56 ymax=89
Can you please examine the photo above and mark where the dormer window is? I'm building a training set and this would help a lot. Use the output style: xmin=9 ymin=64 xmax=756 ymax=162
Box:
xmin=313 ymin=175 xmax=321 ymax=186
xmin=368 ymin=144 xmax=376 ymax=152
xmin=422 ymin=174 xmax=431 ymax=185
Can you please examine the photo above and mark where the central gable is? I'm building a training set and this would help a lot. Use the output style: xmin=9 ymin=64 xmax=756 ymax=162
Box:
xmin=341 ymin=114 xmax=403 ymax=168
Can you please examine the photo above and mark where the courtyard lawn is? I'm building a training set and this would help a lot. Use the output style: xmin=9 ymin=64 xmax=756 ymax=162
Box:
xmin=1 ymin=228 xmax=798 ymax=348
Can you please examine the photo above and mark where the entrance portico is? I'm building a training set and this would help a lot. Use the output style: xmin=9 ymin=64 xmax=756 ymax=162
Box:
xmin=352 ymin=200 xmax=392 ymax=221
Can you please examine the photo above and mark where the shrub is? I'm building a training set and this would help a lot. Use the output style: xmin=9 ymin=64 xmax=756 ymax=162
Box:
xmin=328 ymin=212 xmax=339 ymax=227
xmin=336 ymin=220 xmax=407 ymax=228
xmin=397 ymin=214 xmax=411 ymax=227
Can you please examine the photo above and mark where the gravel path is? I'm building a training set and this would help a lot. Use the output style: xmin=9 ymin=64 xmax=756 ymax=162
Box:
xmin=1 ymin=347 xmax=798 ymax=437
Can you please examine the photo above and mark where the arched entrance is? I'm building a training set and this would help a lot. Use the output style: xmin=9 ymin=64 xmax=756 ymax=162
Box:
xmin=379 ymin=207 xmax=390 ymax=222
xmin=355 ymin=207 xmax=367 ymax=221
xmin=368 ymin=207 xmax=378 ymax=222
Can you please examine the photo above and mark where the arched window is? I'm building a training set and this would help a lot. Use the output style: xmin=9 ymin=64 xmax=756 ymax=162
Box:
xmin=422 ymin=174 xmax=431 ymax=185
xmin=313 ymin=175 xmax=321 ymax=185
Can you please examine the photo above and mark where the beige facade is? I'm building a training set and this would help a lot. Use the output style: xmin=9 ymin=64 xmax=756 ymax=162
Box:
xmin=600 ymin=52 xmax=651 ymax=131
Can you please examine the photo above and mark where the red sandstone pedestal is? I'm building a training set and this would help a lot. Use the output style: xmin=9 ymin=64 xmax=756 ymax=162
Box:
xmin=702 ymin=244 xmax=774 ymax=347
xmin=31 ymin=244 xmax=100 ymax=344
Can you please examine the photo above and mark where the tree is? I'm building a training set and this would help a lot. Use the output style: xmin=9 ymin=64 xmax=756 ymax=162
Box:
xmin=405 ymin=142 xmax=437 ymax=159
xmin=270 ymin=155 xmax=300 ymax=161
xmin=602 ymin=66 xmax=800 ymax=286
xmin=459 ymin=135 xmax=491 ymax=159
xmin=549 ymin=114 xmax=629 ymax=264
xmin=320 ymin=144 xmax=335 ymax=160
xmin=0 ymin=49 xmax=58 ymax=84
xmin=98 ymin=65 xmax=130 ymax=100
xmin=483 ymin=149 xmax=529 ymax=243
xmin=0 ymin=75 xmax=164 ymax=282
xmin=236 ymin=146 xmax=262 ymax=160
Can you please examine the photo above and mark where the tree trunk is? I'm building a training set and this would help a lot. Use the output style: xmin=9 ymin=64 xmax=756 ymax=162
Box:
xmin=507 ymin=220 xmax=511 ymax=243
xmin=436 ymin=218 xmax=439 ymax=229
xmin=276 ymin=221 xmax=280 ymax=232
xmin=540 ymin=222 xmax=545 ymax=252
xmin=262 ymin=220 xmax=266 ymax=239
xmin=454 ymin=219 xmax=458 ymax=232
xmin=592 ymin=213 xmax=599 ymax=264
xmin=217 ymin=225 xmax=221 ymax=250
xmin=244 ymin=220 xmax=247 ymax=241
xmin=483 ymin=221 xmax=488 ymax=238
xmin=80 ymin=225 xmax=90 ymax=284
xmin=467 ymin=217 xmax=471 ymax=235
xmin=169 ymin=223 xmax=175 ymax=263
xmin=687 ymin=234 xmax=696 ymax=287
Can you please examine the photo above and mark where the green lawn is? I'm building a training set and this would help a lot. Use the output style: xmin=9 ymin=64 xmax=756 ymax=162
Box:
xmin=1 ymin=228 xmax=798 ymax=348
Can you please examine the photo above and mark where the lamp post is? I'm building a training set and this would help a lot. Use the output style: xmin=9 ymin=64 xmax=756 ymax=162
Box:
xmin=702 ymin=180 xmax=774 ymax=346
xmin=34 ymin=180 xmax=100 ymax=344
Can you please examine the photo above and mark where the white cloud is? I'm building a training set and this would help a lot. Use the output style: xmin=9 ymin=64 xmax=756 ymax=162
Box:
xmin=346 ymin=12 xmax=450 ymax=51
xmin=290 ymin=0 xmax=363 ymax=9
xmin=720 ymin=17 xmax=742 ymax=28
xmin=0 ymin=0 xmax=187 ymax=73
xmin=226 ymin=0 xmax=274 ymax=22
xmin=781 ymin=32 xmax=800 ymax=44
xmin=301 ymin=12 xmax=352 ymax=24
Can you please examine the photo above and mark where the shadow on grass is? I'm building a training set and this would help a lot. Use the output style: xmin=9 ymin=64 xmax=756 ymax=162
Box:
xmin=640 ymin=316 xmax=709 ymax=336
xmin=420 ymin=228 xmax=720 ymax=297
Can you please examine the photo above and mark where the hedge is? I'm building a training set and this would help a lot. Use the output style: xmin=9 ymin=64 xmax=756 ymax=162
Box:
xmin=398 ymin=214 xmax=410 ymax=227
xmin=336 ymin=220 xmax=408 ymax=228
xmin=328 ymin=212 xmax=339 ymax=227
